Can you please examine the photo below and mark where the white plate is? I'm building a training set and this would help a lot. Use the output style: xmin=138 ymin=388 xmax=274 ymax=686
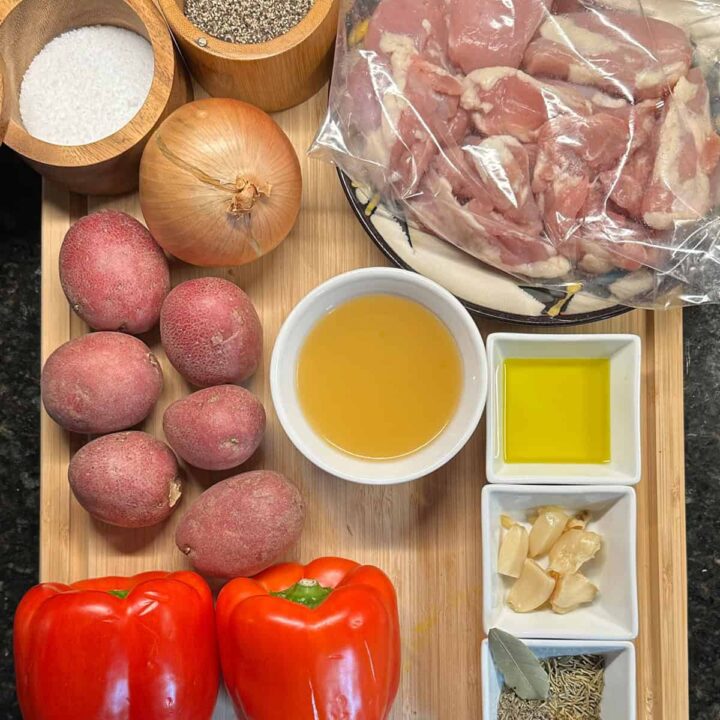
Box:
xmin=482 ymin=638 xmax=636 ymax=720
xmin=482 ymin=485 xmax=639 ymax=640
xmin=339 ymin=173 xmax=633 ymax=327
xmin=486 ymin=333 xmax=642 ymax=485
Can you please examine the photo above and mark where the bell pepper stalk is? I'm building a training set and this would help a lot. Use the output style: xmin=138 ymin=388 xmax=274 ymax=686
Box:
xmin=14 ymin=571 xmax=219 ymax=720
xmin=216 ymin=557 xmax=401 ymax=720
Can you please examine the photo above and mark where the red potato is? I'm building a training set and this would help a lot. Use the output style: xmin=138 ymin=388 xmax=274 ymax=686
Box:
xmin=163 ymin=385 xmax=266 ymax=471
xmin=175 ymin=471 xmax=305 ymax=578
xmin=160 ymin=277 xmax=262 ymax=388
xmin=41 ymin=332 xmax=163 ymax=434
xmin=69 ymin=431 xmax=183 ymax=528
xmin=59 ymin=210 xmax=170 ymax=334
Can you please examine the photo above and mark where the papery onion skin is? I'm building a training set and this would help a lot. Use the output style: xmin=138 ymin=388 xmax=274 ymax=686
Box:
xmin=139 ymin=98 xmax=302 ymax=267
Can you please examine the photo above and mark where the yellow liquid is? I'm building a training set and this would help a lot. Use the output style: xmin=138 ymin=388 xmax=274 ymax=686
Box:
xmin=503 ymin=358 xmax=611 ymax=464
xmin=297 ymin=294 xmax=462 ymax=460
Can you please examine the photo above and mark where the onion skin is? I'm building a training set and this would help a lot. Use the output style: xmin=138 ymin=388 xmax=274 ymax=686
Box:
xmin=139 ymin=98 xmax=302 ymax=267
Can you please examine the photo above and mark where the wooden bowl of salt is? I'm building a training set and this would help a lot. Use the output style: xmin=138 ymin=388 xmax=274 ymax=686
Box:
xmin=157 ymin=0 xmax=339 ymax=112
xmin=0 ymin=0 xmax=192 ymax=195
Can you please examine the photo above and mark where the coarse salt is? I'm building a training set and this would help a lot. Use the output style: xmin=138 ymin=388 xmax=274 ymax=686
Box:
xmin=20 ymin=25 xmax=154 ymax=146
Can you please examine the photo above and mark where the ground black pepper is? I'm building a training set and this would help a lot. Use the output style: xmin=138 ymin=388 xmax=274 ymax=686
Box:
xmin=184 ymin=0 xmax=316 ymax=44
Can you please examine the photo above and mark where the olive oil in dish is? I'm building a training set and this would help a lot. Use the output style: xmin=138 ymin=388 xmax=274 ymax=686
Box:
xmin=503 ymin=358 xmax=611 ymax=464
xmin=296 ymin=294 xmax=462 ymax=460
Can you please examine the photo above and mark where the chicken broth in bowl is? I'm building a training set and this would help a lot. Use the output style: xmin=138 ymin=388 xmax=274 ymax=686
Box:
xmin=270 ymin=268 xmax=487 ymax=484
xmin=296 ymin=294 xmax=462 ymax=460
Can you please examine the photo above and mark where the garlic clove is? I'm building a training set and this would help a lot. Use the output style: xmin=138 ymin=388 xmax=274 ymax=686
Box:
xmin=566 ymin=510 xmax=591 ymax=531
xmin=551 ymin=572 xmax=599 ymax=614
xmin=528 ymin=507 xmax=570 ymax=558
xmin=500 ymin=514 xmax=516 ymax=530
xmin=526 ymin=504 xmax=564 ymax=523
xmin=498 ymin=523 xmax=530 ymax=578
xmin=507 ymin=559 xmax=556 ymax=613
xmin=548 ymin=529 xmax=602 ymax=574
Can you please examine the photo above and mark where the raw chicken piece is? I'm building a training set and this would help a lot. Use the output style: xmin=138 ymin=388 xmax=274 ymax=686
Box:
xmin=402 ymin=59 xmax=465 ymax=136
xmin=643 ymin=68 xmax=720 ymax=229
xmin=336 ymin=45 xmax=467 ymax=198
xmin=330 ymin=49 xmax=426 ymax=192
xmin=447 ymin=0 xmax=550 ymax=73
xmin=341 ymin=56 xmax=385 ymax=136
xmin=461 ymin=67 xmax=592 ymax=142
xmin=544 ymin=79 xmax=630 ymax=115
xmin=365 ymin=0 xmax=448 ymax=63
xmin=319 ymin=53 xmax=393 ymax=194
xmin=430 ymin=135 xmax=544 ymax=233
xmin=551 ymin=0 xmax=590 ymax=10
xmin=389 ymin=58 xmax=466 ymax=195
xmin=612 ymin=99 xmax=659 ymax=151
xmin=533 ymin=112 xmax=630 ymax=242
xmin=603 ymin=143 xmax=656 ymax=219
xmin=523 ymin=11 xmax=693 ymax=101
xmin=569 ymin=210 xmax=665 ymax=273
xmin=565 ymin=186 xmax=668 ymax=273
xmin=428 ymin=141 xmax=489 ymax=205
xmin=411 ymin=170 xmax=570 ymax=278
xmin=598 ymin=101 xmax=660 ymax=218
xmin=464 ymin=136 xmax=544 ymax=229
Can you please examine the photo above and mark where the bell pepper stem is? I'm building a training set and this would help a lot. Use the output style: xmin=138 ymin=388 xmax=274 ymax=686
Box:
xmin=108 ymin=590 xmax=131 ymax=599
xmin=270 ymin=579 xmax=332 ymax=609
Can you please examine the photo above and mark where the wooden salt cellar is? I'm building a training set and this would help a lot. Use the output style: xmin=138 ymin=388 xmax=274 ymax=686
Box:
xmin=157 ymin=0 xmax=339 ymax=112
xmin=0 ymin=0 xmax=192 ymax=195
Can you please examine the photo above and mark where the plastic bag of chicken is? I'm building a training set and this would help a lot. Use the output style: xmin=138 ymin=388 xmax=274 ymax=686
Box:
xmin=310 ymin=0 xmax=720 ymax=308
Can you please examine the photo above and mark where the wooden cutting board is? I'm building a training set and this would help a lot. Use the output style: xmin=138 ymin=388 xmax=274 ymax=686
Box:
xmin=39 ymin=88 xmax=688 ymax=720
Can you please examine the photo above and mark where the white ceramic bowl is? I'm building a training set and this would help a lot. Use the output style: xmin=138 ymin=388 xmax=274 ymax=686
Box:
xmin=486 ymin=333 xmax=641 ymax=485
xmin=270 ymin=268 xmax=487 ymax=484
xmin=482 ymin=484 xmax=638 ymax=640
xmin=482 ymin=638 xmax=636 ymax=720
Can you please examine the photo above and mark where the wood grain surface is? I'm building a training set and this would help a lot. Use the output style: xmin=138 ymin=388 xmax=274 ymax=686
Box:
xmin=40 ymin=88 xmax=688 ymax=720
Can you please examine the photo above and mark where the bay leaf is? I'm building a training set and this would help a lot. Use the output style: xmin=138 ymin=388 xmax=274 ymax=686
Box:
xmin=488 ymin=628 xmax=549 ymax=701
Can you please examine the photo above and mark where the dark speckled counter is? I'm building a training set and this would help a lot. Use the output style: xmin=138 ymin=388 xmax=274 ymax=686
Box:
xmin=0 ymin=145 xmax=718 ymax=718
xmin=684 ymin=308 xmax=720 ymax=720
xmin=0 ymin=146 xmax=40 ymax=720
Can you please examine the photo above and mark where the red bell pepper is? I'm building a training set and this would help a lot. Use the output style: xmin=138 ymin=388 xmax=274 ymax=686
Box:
xmin=14 ymin=571 xmax=219 ymax=720
xmin=216 ymin=557 xmax=401 ymax=720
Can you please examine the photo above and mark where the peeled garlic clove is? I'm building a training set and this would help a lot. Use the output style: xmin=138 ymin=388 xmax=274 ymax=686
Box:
xmin=551 ymin=572 xmax=599 ymax=614
xmin=548 ymin=529 xmax=602 ymax=574
xmin=507 ymin=559 xmax=556 ymax=613
xmin=526 ymin=504 xmax=562 ymax=523
xmin=566 ymin=510 xmax=591 ymax=531
xmin=500 ymin=514 xmax=515 ymax=530
xmin=528 ymin=507 xmax=570 ymax=558
xmin=498 ymin=523 xmax=529 ymax=578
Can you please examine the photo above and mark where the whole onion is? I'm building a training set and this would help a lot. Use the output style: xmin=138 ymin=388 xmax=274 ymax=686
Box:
xmin=139 ymin=98 xmax=302 ymax=267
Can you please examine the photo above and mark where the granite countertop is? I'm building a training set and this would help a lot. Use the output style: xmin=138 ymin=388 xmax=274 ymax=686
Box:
xmin=0 ymin=145 xmax=718 ymax=719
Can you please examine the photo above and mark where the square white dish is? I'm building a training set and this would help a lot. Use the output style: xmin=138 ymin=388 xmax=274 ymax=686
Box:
xmin=482 ymin=638 xmax=636 ymax=720
xmin=482 ymin=484 xmax=638 ymax=640
xmin=486 ymin=333 xmax=641 ymax=485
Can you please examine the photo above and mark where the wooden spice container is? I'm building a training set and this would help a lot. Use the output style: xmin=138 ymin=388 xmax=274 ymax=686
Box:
xmin=0 ymin=0 xmax=192 ymax=195
xmin=157 ymin=0 xmax=339 ymax=113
